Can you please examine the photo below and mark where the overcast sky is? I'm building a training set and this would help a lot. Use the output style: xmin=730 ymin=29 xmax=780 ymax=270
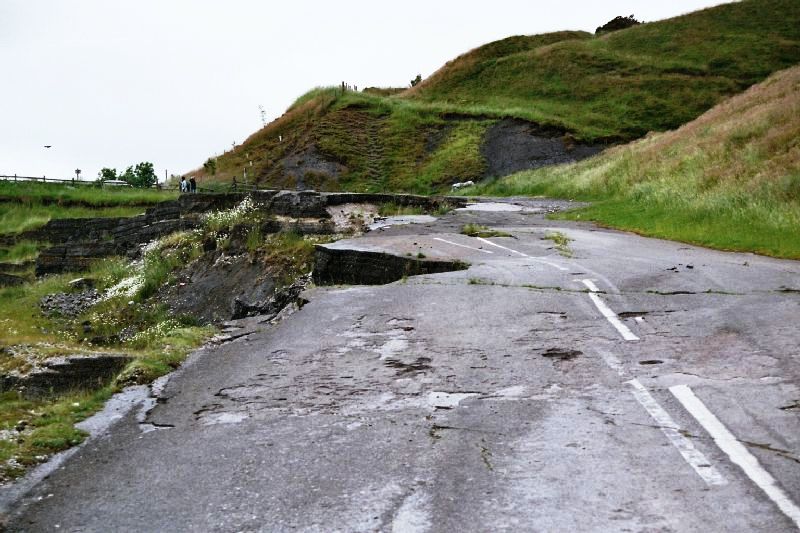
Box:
xmin=1 ymin=0 xmax=727 ymax=182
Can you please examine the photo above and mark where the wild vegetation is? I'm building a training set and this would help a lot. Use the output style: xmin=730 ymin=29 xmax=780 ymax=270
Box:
xmin=0 ymin=196 xmax=326 ymax=481
xmin=0 ymin=182 xmax=176 ymax=282
xmin=467 ymin=65 xmax=800 ymax=259
xmin=194 ymin=0 xmax=799 ymax=194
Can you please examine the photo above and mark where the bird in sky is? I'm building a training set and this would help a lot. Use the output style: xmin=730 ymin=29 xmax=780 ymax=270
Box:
xmin=44 ymin=145 xmax=52 ymax=148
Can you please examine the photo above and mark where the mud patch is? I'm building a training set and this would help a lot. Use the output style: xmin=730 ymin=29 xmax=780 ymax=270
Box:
xmin=542 ymin=348 xmax=582 ymax=361
xmin=384 ymin=357 xmax=432 ymax=375
xmin=617 ymin=311 xmax=649 ymax=319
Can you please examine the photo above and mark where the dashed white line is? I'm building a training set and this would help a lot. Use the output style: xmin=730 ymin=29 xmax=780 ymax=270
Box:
xmin=628 ymin=379 xmax=727 ymax=487
xmin=476 ymin=237 xmax=527 ymax=257
xmin=432 ymin=237 xmax=493 ymax=254
xmin=670 ymin=385 xmax=800 ymax=527
xmin=580 ymin=279 xmax=639 ymax=341
xmin=474 ymin=237 xmax=569 ymax=271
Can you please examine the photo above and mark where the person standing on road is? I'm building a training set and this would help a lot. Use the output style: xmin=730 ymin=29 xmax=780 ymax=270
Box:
xmin=190 ymin=176 xmax=197 ymax=193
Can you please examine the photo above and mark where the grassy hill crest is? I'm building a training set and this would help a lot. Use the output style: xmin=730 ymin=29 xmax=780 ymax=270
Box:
xmin=194 ymin=0 xmax=800 ymax=195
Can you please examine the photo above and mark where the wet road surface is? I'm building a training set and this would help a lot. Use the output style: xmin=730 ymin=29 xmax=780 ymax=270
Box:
xmin=5 ymin=199 xmax=800 ymax=531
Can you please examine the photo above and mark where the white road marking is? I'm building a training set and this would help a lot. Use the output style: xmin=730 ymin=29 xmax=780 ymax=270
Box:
xmin=476 ymin=237 xmax=527 ymax=257
xmin=475 ymin=237 xmax=569 ymax=271
xmin=580 ymin=279 xmax=601 ymax=293
xmin=670 ymin=385 xmax=800 ymax=527
xmin=432 ymin=237 xmax=493 ymax=254
xmin=392 ymin=491 xmax=431 ymax=533
xmin=580 ymin=280 xmax=639 ymax=341
xmin=628 ymin=379 xmax=727 ymax=487
xmin=596 ymin=348 xmax=626 ymax=377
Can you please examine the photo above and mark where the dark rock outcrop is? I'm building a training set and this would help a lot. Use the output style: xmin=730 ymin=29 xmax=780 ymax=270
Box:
xmin=0 ymin=273 xmax=25 ymax=287
xmin=481 ymin=118 xmax=603 ymax=178
xmin=36 ymin=243 xmax=119 ymax=276
xmin=159 ymin=252 xmax=277 ymax=324
xmin=0 ymin=354 xmax=132 ymax=398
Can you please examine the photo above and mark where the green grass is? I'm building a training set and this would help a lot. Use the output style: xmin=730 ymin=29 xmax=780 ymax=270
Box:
xmin=461 ymin=223 xmax=512 ymax=238
xmin=467 ymin=65 xmax=800 ymax=259
xmin=407 ymin=0 xmax=800 ymax=142
xmin=0 ymin=387 xmax=113 ymax=482
xmin=0 ymin=241 xmax=38 ymax=264
xmin=0 ymin=180 xmax=177 ymax=207
xmin=543 ymin=231 xmax=574 ymax=257
xmin=378 ymin=202 xmax=426 ymax=217
xmin=0 ymin=203 xmax=149 ymax=235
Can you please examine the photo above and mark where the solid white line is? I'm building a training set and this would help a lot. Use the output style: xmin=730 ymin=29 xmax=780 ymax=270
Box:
xmin=670 ymin=385 xmax=800 ymax=527
xmin=581 ymin=279 xmax=601 ymax=293
xmin=628 ymin=379 xmax=727 ymax=487
xmin=475 ymin=237 xmax=569 ymax=271
xmin=581 ymin=278 xmax=639 ymax=341
xmin=432 ymin=237 xmax=493 ymax=254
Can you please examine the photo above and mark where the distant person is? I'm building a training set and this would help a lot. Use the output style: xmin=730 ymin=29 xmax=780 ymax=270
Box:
xmin=231 ymin=176 xmax=238 ymax=191
xmin=180 ymin=176 xmax=187 ymax=193
xmin=190 ymin=176 xmax=197 ymax=193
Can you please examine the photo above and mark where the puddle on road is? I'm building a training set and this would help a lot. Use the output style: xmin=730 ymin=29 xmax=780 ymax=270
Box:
xmin=427 ymin=391 xmax=478 ymax=409
xmin=368 ymin=215 xmax=438 ymax=231
xmin=202 ymin=412 xmax=249 ymax=426
xmin=542 ymin=348 xmax=582 ymax=361
xmin=385 ymin=357 xmax=432 ymax=375
xmin=457 ymin=202 xmax=543 ymax=213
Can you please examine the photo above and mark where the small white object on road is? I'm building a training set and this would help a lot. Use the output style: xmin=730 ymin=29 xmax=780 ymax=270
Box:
xmin=670 ymin=385 xmax=800 ymax=527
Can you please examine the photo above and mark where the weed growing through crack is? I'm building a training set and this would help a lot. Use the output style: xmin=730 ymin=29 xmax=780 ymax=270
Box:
xmin=461 ymin=224 xmax=512 ymax=238
xmin=378 ymin=202 xmax=425 ymax=217
xmin=544 ymin=231 xmax=574 ymax=257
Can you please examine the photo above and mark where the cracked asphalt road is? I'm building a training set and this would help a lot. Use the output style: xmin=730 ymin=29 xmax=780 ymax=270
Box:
xmin=6 ymin=199 xmax=800 ymax=532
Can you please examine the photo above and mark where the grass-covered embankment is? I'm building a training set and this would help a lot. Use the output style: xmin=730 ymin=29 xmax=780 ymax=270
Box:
xmin=467 ymin=65 xmax=800 ymax=259
xmin=406 ymin=0 xmax=800 ymax=141
xmin=196 ymin=0 xmax=800 ymax=194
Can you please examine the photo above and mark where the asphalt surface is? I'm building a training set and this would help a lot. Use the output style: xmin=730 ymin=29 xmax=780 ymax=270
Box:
xmin=5 ymin=199 xmax=800 ymax=532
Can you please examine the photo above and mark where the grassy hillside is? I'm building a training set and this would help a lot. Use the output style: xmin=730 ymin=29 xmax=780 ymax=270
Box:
xmin=466 ymin=65 xmax=800 ymax=259
xmin=195 ymin=0 xmax=800 ymax=193
xmin=405 ymin=0 xmax=800 ymax=141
